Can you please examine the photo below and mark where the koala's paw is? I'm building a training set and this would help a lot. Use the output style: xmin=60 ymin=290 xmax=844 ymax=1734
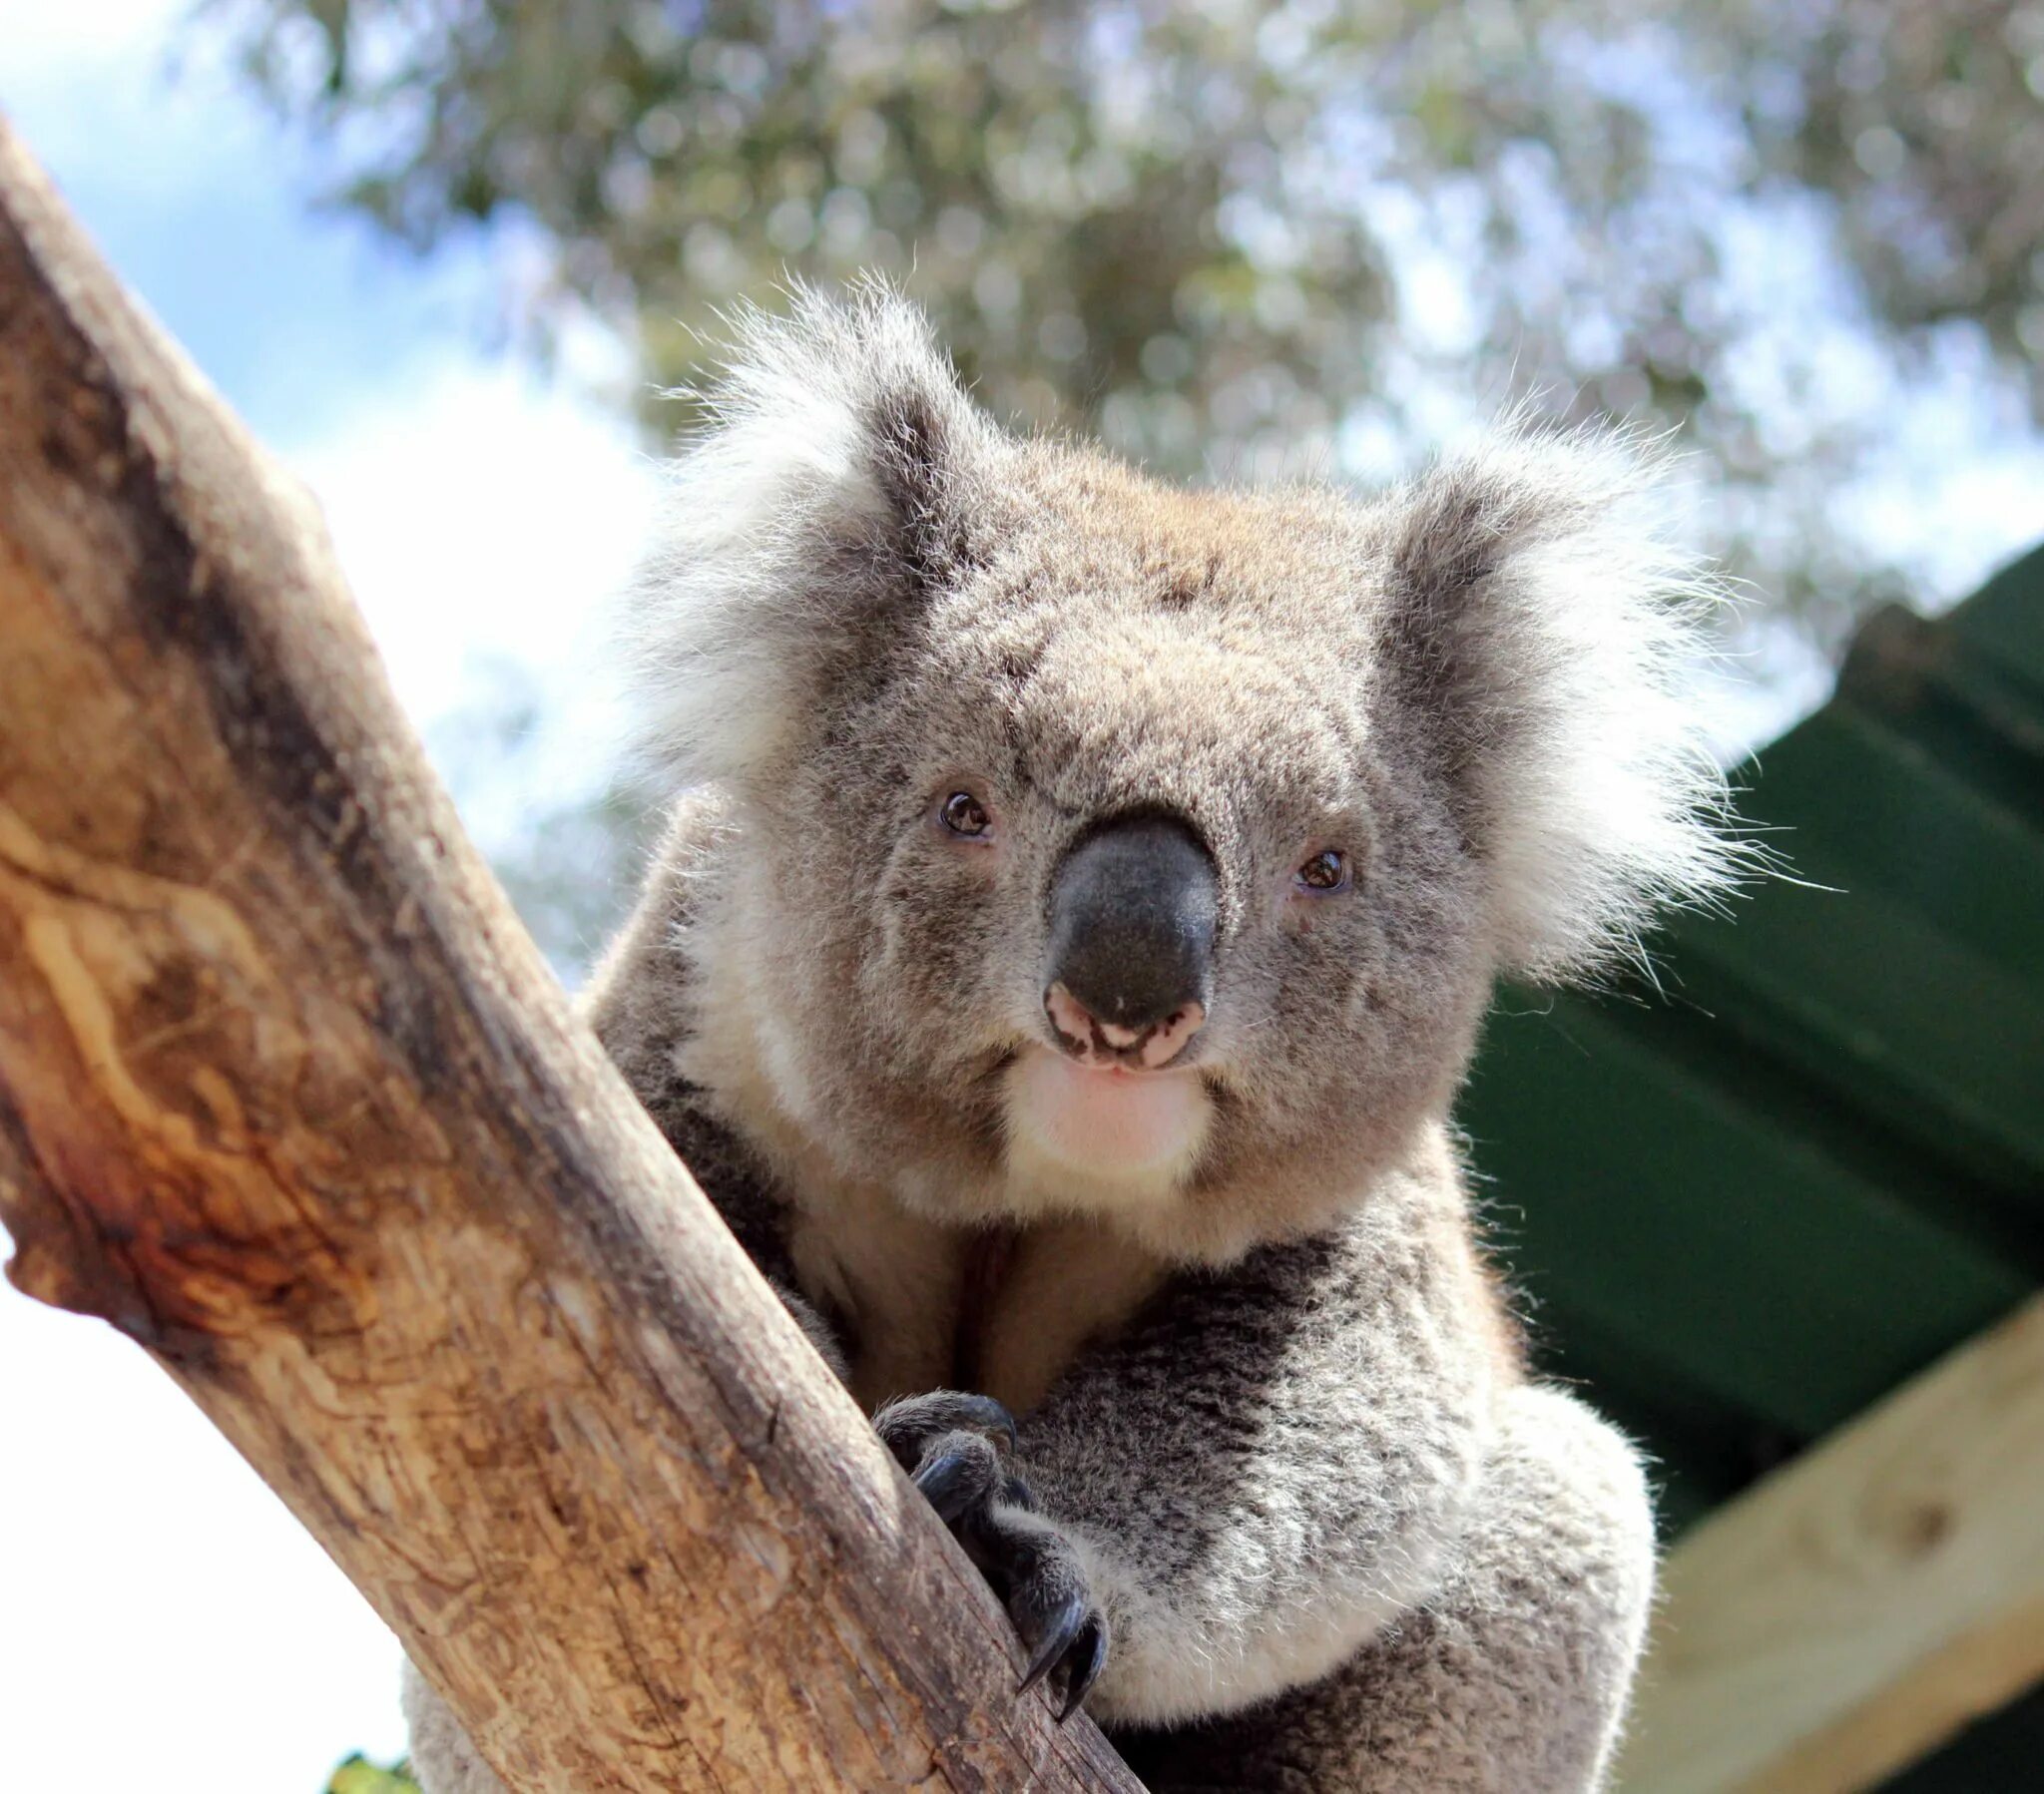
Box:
xmin=874 ymin=1391 xmax=1109 ymax=1721
xmin=875 ymin=1389 xmax=1019 ymax=1472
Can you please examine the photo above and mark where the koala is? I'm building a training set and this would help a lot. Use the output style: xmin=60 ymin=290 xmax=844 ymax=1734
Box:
xmin=404 ymin=288 xmax=1745 ymax=1792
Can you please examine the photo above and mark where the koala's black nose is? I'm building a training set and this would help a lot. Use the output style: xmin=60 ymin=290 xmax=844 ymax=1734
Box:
xmin=1044 ymin=815 xmax=1219 ymax=1066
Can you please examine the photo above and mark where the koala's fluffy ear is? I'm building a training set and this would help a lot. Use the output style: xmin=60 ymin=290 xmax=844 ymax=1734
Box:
xmin=633 ymin=284 xmax=999 ymax=789
xmin=1380 ymin=425 xmax=1749 ymax=983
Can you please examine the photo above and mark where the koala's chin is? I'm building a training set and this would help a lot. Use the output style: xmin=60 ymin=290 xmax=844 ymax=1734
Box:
xmin=1001 ymin=1048 xmax=1212 ymax=1212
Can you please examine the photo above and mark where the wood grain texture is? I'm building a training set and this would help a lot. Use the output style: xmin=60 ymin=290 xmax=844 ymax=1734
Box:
xmin=1616 ymin=1294 xmax=2044 ymax=1793
xmin=0 ymin=115 xmax=1141 ymax=1794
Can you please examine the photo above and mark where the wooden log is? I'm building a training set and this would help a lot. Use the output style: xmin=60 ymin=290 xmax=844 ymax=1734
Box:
xmin=0 ymin=115 xmax=1141 ymax=1794
xmin=1616 ymin=1294 xmax=2044 ymax=1792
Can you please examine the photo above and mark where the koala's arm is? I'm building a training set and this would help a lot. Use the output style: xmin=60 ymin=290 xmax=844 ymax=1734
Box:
xmin=935 ymin=1144 xmax=1504 ymax=1730
xmin=1112 ymin=1382 xmax=1657 ymax=1793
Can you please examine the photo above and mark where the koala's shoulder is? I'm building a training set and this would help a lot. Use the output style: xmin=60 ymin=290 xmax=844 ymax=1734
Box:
xmin=580 ymin=787 xmax=734 ymax=1111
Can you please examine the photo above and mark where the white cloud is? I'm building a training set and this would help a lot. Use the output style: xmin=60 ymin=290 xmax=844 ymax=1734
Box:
xmin=288 ymin=356 xmax=660 ymax=779
xmin=0 ymin=1270 xmax=410 ymax=1787
xmin=1837 ymin=389 xmax=2044 ymax=613
xmin=0 ymin=0 xmax=185 ymax=80
xmin=0 ymin=2 xmax=207 ymax=177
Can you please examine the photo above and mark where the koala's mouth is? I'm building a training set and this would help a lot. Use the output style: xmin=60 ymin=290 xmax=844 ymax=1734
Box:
xmin=1044 ymin=982 xmax=1207 ymax=1074
xmin=1003 ymin=1044 xmax=1213 ymax=1183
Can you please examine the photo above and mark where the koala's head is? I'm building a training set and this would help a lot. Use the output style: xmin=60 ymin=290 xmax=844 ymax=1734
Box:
xmin=638 ymin=288 xmax=1744 ymax=1262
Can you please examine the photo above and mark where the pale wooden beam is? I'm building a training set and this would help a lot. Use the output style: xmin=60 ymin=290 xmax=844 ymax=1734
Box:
xmin=0 ymin=113 xmax=1140 ymax=1794
xmin=1617 ymin=1293 xmax=2044 ymax=1793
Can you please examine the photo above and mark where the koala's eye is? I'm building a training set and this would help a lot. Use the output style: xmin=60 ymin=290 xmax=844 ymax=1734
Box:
xmin=939 ymin=790 xmax=993 ymax=840
xmin=1294 ymin=848 xmax=1350 ymax=894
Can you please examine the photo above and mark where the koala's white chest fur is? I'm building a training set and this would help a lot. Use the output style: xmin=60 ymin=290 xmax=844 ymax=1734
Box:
xmin=787 ymin=1183 xmax=1168 ymax=1414
xmin=678 ymin=927 xmax=1172 ymax=1414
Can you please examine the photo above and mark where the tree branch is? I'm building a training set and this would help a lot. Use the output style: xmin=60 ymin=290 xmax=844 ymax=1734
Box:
xmin=0 ymin=114 xmax=1140 ymax=1794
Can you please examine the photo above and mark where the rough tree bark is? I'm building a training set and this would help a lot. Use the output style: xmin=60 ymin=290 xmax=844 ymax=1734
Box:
xmin=0 ymin=117 xmax=1142 ymax=1793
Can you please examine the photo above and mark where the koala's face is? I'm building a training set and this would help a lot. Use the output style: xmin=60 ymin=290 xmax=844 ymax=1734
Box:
xmin=641 ymin=293 xmax=1738 ymax=1260
xmin=768 ymin=477 xmax=1491 ymax=1253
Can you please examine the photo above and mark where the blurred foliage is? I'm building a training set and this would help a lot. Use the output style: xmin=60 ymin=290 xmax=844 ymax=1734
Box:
xmin=325 ymin=1754 xmax=420 ymax=1794
xmin=207 ymin=0 xmax=2044 ymax=644
xmin=197 ymin=0 xmax=2044 ymax=960
xmin=421 ymin=655 xmax=655 ymax=976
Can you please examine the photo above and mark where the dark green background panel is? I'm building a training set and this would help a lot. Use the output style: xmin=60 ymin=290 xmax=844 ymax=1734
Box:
xmin=1457 ymin=545 xmax=2044 ymax=1792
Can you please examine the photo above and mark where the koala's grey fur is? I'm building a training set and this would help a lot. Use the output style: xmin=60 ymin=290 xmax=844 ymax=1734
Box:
xmin=404 ymin=287 xmax=1744 ymax=1792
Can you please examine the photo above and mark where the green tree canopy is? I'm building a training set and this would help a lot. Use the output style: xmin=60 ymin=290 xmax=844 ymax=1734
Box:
xmin=213 ymin=0 xmax=2043 ymax=640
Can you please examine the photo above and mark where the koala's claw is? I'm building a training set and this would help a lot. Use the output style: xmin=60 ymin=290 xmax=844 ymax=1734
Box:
xmin=1056 ymin=1614 xmax=1110 ymax=1722
xmin=968 ymin=1499 xmax=1109 ymax=1721
xmin=876 ymin=1391 xmax=1109 ymax=1719
xmin=1017 ymin=1590 xmax=1089 ymax=1694
xmin=1008 ymin=1570 xmax=1109 ymax=1720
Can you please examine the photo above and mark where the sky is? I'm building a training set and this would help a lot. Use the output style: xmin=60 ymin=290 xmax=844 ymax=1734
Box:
xmin=0 ymin=6 xmax=2041 ymax=1792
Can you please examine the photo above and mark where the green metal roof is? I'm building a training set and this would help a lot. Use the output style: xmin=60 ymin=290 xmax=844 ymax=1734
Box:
xmin=1460 ymin=543 xmax=2044 ymax=1788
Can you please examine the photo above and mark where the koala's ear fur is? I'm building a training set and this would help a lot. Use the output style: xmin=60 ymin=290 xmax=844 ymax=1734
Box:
xmin=1381 ymin=424 xmax=1749 ymax=983
xmin=633 ymin=284 xmax=999 ymax=789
